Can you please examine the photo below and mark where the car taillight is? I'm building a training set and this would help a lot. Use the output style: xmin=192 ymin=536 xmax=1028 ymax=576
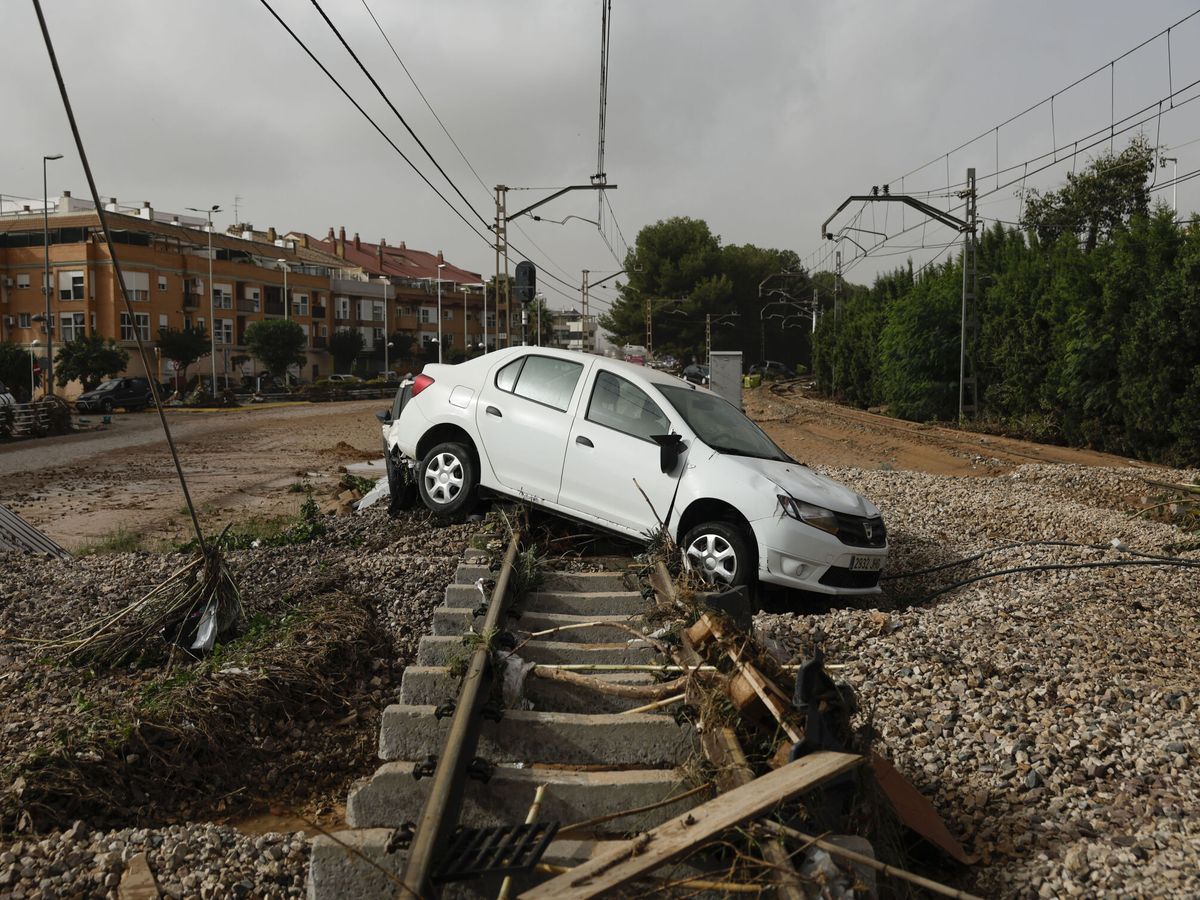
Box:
xmin=412 ymin=373 xmax=435 ymax=397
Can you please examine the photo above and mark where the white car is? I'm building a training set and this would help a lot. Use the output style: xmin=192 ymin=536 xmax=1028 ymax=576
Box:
xmin=382 ymin=347 xmax=887 ymax=594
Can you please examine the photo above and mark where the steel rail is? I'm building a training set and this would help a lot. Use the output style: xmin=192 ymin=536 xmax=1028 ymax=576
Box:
xmin=401 ymin=531 xmax=521 ymax=897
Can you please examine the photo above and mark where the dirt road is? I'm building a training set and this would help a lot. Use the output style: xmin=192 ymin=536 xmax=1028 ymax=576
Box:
xmin=0 ymin=400 xmax=388 ymax=549
xmin=0 ymin=385 xmax=1152 ymax=550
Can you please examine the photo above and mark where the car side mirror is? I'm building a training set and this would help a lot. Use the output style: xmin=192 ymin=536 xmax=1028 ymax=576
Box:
xmin=651 ymin=433 xmax=686 ymax=475
xmin=375 ymin=410 xmax=392 ymax=424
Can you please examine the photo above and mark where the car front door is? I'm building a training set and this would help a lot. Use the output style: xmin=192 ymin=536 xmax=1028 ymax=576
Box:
xmin=475 ymin=353 xmax=590 ymax=504
xmin=558 ymin=369 xmax=684 ymax=535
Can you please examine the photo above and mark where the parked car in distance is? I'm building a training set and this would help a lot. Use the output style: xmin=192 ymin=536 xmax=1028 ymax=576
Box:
xmin=74 ymin=377 xmax=153 ymax=413
xmin=749 ymin=360 xmax=789 ymax=379
xmin=327 ymin=374 xmax=362 ymax=383
xmin=681 ymin=364 xmax=710 ymax=386
xmin=383 ymin=347 xmax=887 ymax=595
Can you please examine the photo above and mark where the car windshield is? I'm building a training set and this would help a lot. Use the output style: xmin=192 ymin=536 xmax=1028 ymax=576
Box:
xmin=95 ymin=381 xmax=121 ymax=392
xmin=658 ymin=385 xmax=790 ymax=462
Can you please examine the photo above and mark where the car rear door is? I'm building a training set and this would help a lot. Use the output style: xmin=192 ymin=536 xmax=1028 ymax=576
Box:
xmin=558 ymin=368 xmax=683 ymax=535
xmin=475 ymin=353 xmax=591 ymax=504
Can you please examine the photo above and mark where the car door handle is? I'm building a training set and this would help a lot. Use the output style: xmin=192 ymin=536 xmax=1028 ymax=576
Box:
xmin=486 ymin=405 xmax=502 ymax=417
xmin=575 ymin=435 xmax=594 ymax=447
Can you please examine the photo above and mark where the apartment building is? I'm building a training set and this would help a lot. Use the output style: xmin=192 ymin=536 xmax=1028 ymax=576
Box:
xmin=0 ymin=194 xmax=485 ymax=390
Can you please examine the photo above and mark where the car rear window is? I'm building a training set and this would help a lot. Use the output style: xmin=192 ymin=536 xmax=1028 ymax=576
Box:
xmin=500 ymin=355 xmax=583 ymax=411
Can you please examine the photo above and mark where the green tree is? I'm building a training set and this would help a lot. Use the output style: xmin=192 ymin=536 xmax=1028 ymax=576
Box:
xmin=1021 ymin=136 xmax=1155 ymax=253
xmin=387 ymin=331 xmax=415 ymax=360
xmin=244 ymin=319 xmax=306 ymax=379
xmin=0 ymin=342 xmax=37 ymax=398
xmin=156 ymin=325 xmax=210 ymax=387
xmin=329 ymin=328 xmax=365 ymax=373
xmin=54 ymin=334 xmax=129 ymax=392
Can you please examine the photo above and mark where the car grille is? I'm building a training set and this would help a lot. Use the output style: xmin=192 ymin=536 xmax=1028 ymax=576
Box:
xmin=833 ymin=513 xmax=886 ymax=548
xmin=819 ymin=566 xmax=882 ymax=589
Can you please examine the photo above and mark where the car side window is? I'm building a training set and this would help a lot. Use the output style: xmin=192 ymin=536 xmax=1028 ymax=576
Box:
xmin=586 ymin=371 xmax=669 ymax=441
xmin=503 ymin=355 xmax=584 ymax=411
xmin=495 ymin=358 xmax=524 ymax=393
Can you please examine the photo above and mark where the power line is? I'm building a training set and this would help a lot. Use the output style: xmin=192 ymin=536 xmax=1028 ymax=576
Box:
xmin=308 ymin=0 xmax=490 ymax=227
xmin=257 ymin=0 xmax=492 ymax=245
xmin=358 ymin=0 xmax=493 ymax=201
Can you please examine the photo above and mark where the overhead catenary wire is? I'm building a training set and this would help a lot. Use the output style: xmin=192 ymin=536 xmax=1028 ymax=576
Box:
xmin=308 ymin=0 xmax=490 ymax=228
xmin=257 ymin=0 xmax=493 ymax=246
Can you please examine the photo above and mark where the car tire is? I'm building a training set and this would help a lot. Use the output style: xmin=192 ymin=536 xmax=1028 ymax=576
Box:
xmin=682 ymin=520 xmax=753 ymax=588
xmin=101 ymin=399 xmax=114 ymax=414
xmin=386 ymin=451 xmax=418 ymax=516
xmin=417 ymin=441 xmax=478 ymax=518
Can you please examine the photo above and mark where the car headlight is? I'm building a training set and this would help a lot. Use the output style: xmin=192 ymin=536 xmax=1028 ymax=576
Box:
xmin=778 ymin=495 xmax=839 ymax=535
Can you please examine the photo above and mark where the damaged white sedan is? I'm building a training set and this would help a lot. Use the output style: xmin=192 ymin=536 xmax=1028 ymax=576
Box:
xmin=380 ymin=347 xmax=887 ymax=594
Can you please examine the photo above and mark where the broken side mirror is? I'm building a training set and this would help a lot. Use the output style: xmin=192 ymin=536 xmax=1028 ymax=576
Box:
xmin=375 ymin=410 xmax=392 ymax=424
xmin=651 ymin=433 xmax=686 ymax=475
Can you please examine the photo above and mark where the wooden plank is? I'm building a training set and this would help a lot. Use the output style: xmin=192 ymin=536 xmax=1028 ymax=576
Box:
xmin=520 ymin=751 xmax=862 ymax=900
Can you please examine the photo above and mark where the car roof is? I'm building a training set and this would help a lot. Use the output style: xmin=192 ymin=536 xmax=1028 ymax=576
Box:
xmin=475 ymin=346 xmax=694 ymax=390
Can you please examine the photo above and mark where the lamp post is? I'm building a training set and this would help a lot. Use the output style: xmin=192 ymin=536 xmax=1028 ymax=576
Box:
xmin=436 ymin=263 xmax=446 ymax=363
xmin=187 ymin=205 xmax=221 ymax=393
xmin=1160 ymin=155 xmax=1179 ymax=213
xmin=29 ymin=340 xmax=40 ymax=399
xmin=42 ymin=154 xmax=62 ymax=397
xmin=378 ymin=276 xmax=390 ymax=376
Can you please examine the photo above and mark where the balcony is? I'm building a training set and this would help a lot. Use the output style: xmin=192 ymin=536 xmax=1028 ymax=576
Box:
xmin=311 ymin=305 xmax=327 ymax=320
xmin=313 ymin=336 xmax=327 ymax=350
xmin=238 ymin=299 xmax=259 ymax=313
xmin=183 ymin=292 xmax=200 ymax=311
xmin=264 ymin=299 xmax=284 ymax=316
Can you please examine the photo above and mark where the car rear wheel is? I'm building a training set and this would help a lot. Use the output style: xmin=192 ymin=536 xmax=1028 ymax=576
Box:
xmin=418 ymin=441 xmax=477 ymax=517
xmin=682 ymin=521 xmax=752 ymax=588
xmin=386 ymin=451 xmax=418 ymax=516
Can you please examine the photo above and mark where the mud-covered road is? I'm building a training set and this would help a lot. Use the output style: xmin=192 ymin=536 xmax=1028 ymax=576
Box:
xmin=0 ymin=385 xmax=1150 ymax=551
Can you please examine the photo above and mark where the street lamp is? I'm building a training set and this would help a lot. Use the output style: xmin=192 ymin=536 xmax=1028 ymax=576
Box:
xmin=186 ymin=205 xmax=221 ymax=393
xmin=42 ymin=154 xmax=62 ymax=397
xmin=436 ymin=263 xmax=446 ymax=363
xmin=1160 ymin=155 xmax=1179 ymax=213
xmin=377 ymin=276 xmax=391 ymax=376
xmin=29 ymin=340 xmax=40 ymax=399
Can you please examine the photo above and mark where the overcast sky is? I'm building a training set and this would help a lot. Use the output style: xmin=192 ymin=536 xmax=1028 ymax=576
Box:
xmin=5 ymin=1 xmax=1200 ymax=313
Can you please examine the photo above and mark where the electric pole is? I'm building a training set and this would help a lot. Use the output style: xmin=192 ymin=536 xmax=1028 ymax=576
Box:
xmin=581 ymin=269 xmax=590 ymax=352
xmin=959 ymin=168 xmax=978 ymax=421
xmin=645 ymin=296 xmax=653 ymax=358
xmin=494 ymin=185 xmax=510 ymax=348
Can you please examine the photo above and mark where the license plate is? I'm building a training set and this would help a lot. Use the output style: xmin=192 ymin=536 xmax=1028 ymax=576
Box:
xmin=850 ymin=555 xmax=883 ymax=572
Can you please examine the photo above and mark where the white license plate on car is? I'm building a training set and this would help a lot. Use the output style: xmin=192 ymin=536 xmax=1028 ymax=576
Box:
xmin=849 ymin=555 xmax=883 ymax=572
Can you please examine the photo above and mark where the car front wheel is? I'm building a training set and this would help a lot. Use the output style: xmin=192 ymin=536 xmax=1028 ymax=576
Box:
xmin=682 ymin=521 xmax=752 ymax=588
xmin=101 ymin=399 xmax=114 ymax=414
xmin=386 ymin=451 xmax=418 ymax=515
xmin=417 ymin=441 xmax=477 ymax=517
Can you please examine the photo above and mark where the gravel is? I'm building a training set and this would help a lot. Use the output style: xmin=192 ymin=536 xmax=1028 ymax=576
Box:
xmin=0 ymin=500 xmax=472 ymax=898
xmin=756 ymin=461 xmax=1200 ymax=898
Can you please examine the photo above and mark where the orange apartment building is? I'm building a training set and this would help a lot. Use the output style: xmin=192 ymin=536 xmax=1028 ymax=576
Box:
xmin=0 ymin=194 xmax=488 ymax=393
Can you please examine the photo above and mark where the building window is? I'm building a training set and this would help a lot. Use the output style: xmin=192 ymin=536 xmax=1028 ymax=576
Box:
xmin=61 ymin=312 xmax=87 ymax=341
xmin=158 ymin=275 xmax=168 ymax=292
xmin=120 ymin=312 xmax=150 ymax=341
xmin=486 ymin=312 xmax=496 ymax=327
xmin=125 ymin=271 xmax=149 ymax=301
xmin=372 ymin=327 xmax=384 ymax=347
xmin=319 ymin=324 xmax=328 ymax=337
xmin=358 ymin=325 xmax=375 ymax=349
xmin=300 ymin=323 xmax=310 ymax=345
xmin=243 ymin=286 xmax=261 ymax=312
xmin=58 ymin=271 xmax=84 ymax=301
xmin=335 ymin=296 xmax=350 ymax=320
xmin=401 ymin=305 xmax=414 ymax=316
xmin=214 ymin=318 xmax=233 ymax=345
xmin=18 ymin=313 xmax=31 ymax=328
xmin=293 ymin=293 xmax=309 ymax=317
xmin=159 ymin=314 xmax=169 ymax=331
xmin=16 ymin=274 xmax=30 ymax=289
xmin=420 ymin=307 xmax=434 ymax=324
xmin=443 ymin=308 xmax=454 ymax=321
xmin=213 ymin=283 xmax=233 ymax=310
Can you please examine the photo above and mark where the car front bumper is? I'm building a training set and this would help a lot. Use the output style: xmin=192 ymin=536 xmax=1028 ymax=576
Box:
xmin=751 ymin=514 xmax=887 ymax=595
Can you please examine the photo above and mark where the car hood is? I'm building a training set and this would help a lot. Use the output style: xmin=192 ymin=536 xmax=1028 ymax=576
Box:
xmin=728 ymin=455 xmax=879 ymax=517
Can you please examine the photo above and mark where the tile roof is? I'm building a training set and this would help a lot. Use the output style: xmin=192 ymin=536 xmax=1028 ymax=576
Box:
xmin=297 ymin=230 xmax=482 ymax=286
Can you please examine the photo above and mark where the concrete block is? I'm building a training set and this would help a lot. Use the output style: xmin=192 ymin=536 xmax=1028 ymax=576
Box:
xmin=541 ymin=571 xmax=636 ymax=592
xmin=399 ymin=666 xmax=665 ymax=713
xmin=347 ymin=762 xmax=701 ymax=832
xmin=378 ymin=705 xmax=694 ymax=766
xmin=432 ymin=608 xmax=645 ymax=642
xmin=454 ymin=563 xmax=492 ymax=585
xmin=444 ymin=585 xmax=646 ymax=615
xmin=417 ymin=636 xmax=658 ymax=667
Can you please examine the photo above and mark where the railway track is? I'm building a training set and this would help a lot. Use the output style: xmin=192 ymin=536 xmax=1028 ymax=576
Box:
xmin=306 ymin=519 xmax=974 ymax=899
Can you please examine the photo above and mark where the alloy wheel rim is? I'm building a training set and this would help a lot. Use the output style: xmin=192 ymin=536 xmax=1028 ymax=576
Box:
xmin=424 ymin=452 xmax=464 ymax=504
xmin=685 ymin=533 xmax=736 ymax=584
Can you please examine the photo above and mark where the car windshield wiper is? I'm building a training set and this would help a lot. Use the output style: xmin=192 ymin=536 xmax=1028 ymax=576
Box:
xmin=706 ymin=443 xmax=786 ymax=461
